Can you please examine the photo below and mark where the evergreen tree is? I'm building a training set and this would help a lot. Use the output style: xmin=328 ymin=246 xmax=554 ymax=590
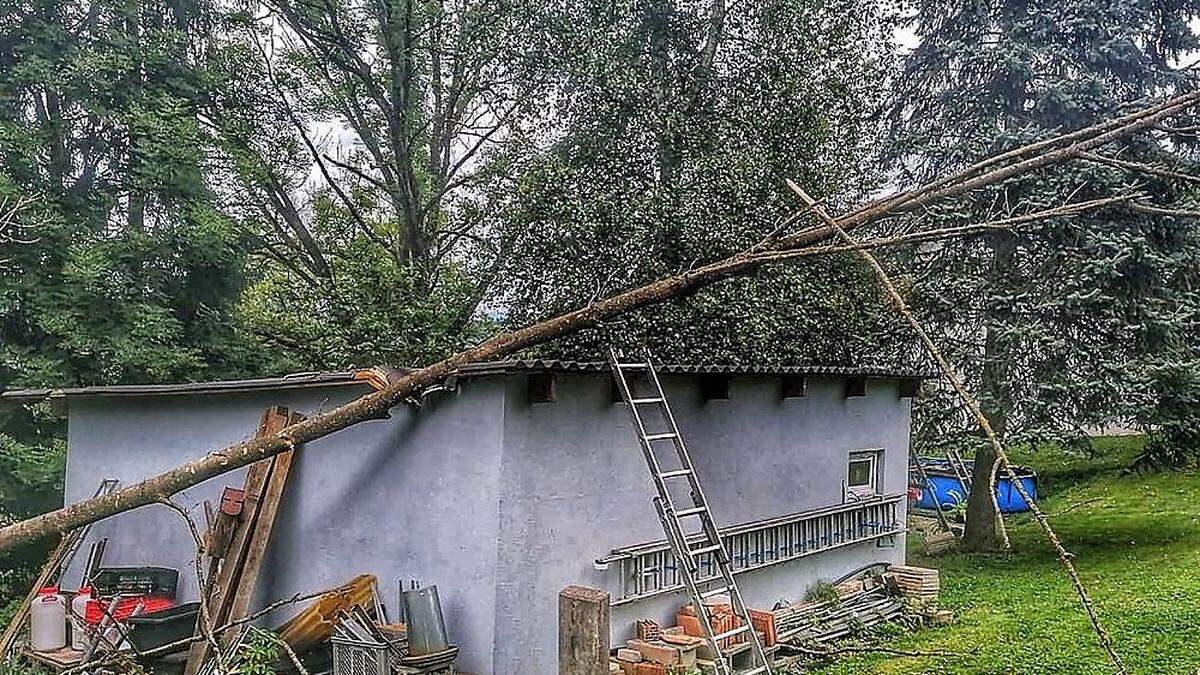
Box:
xmin=0 ymin=0 xmax=263 ymax=576
xmin=891 ymin=0 xmax=1200 ymax=549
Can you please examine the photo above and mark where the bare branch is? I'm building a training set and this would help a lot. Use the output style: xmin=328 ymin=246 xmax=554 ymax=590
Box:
xmin=156 ymin=498 xmax=226 ymax=671
xmin=1080 ymin=151 xmax=1200 ymax=185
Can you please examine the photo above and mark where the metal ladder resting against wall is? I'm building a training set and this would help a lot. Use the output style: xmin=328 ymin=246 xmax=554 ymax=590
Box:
xmin=608 ymin=347 xmax=772 ymax=675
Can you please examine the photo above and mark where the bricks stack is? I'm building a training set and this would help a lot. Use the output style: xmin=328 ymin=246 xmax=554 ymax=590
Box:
xmin=888 ymin=565 xmax=940 ymax=603
xmin=676 ymin=602 xmax=746 ymax=650
xmin=747 ymin=609 xmax=777 ymax=647
xmin=635 ymin=619 xmax=662 ymax=642
xmin=611 ymin=632 xmax=699 ymax=674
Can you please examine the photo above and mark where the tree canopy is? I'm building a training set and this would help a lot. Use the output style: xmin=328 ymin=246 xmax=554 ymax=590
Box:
xmin=888 ymin=0 xmax=1200 ymax=547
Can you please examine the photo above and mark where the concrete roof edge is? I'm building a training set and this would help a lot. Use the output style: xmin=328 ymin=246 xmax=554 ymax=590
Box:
xmin=1 ymin=361 xmax=934 ymax=401
xmin=0 ymin=371 xmax=367 ymax=401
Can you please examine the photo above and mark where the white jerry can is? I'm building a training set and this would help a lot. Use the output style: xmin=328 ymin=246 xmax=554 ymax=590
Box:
xmin=30 ymin=586 xmax=67 ymax=651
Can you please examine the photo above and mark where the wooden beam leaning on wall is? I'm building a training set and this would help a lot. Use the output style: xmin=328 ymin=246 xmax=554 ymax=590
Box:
xmin=184 ymin=406 xmax=304 ymax=675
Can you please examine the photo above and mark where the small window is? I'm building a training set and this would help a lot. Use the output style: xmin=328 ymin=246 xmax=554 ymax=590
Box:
xmin=847 ymin=450 xmax=881 ymax=496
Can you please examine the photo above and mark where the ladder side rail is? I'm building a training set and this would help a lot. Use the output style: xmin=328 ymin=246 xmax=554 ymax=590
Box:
xmin=641 ymin=351 xmax=771 ymax=672
xmin=641 ymin=353 xmax=736 ymax=576
xmin=654 ymin=498 xmax=732 ymax=673
xmin=641 ymin=350 xmax=715 ymax=512
xmin=610 ymin=354 xmax=673 ymax=496
xmin=717 ymin=553 xmax=772 ymax=665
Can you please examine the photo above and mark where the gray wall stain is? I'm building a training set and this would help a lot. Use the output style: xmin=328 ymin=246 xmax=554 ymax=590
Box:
xmin=62 ymin=372 xmax=911 ymax=674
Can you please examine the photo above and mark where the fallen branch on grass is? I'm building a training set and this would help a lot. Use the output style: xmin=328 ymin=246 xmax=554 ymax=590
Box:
xmin=778 ymin=641 xmax=969 ymax=660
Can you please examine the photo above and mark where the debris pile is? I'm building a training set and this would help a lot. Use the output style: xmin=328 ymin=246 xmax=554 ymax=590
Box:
xmin=0 ymin=406 xmax=460 ymax=674
xmin=611 ymin=564 xmax=949 ymax=673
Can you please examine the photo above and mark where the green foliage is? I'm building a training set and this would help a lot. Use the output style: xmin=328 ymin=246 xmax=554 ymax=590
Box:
xmin=496 ymin=0 xmax=909 ymax=364
xmin=226 ymin=628 xmax=282 ymax=675
xmin=889 ymin=0 xmax=1200 ymax=461
xmin=0 ymin=0 xmax=271 ymax=594
xmin=814 ymin=436 xmax=1200 ymax=674
xmin=804 ymin=580 xmax=843 ymax=606
xmin=0 ymin=656 xmax=51 ymax=675
xmin=236 ymin=215 xmax=497 ymax=372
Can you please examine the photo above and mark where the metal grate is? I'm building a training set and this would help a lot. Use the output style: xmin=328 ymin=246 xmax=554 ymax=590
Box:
xmin=599 ymin=494 xmax=905 ymax=605
xmin=332 ymin=638 xmax=392 ymax=675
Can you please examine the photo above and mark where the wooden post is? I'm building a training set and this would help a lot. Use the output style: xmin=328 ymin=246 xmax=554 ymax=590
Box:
xmin=558 ymin=585 xmax=610 ymax=675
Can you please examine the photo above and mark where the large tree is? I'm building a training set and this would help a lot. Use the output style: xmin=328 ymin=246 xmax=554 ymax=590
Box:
xmin=494 ymin=0 xmax=907 ymax=364
xmin=0 ymin=0 xmax=264 ymax=585
xmin=219 ymin=0 xmax=557 ymax=371
xmin=891 ymin=0 xmax=1200 ymax=549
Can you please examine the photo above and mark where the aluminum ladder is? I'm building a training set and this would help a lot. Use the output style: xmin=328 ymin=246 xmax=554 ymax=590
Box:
xmin=945 ymin=448 xmax=973 ymax=501
xmin=608 ymin=347 xmax=772 ymax=675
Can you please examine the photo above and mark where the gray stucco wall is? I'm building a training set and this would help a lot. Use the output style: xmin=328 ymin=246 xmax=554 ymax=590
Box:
xmin=63 ymin=379 xmax=510 ymax=672
xmin=61 ymin=371 xmax=911 ymax=674
xmin=491 ymin=373 xmax=910 ymax=673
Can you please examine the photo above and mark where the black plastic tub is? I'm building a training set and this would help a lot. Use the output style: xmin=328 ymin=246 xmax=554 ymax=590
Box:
xmin=126 ymin=602 xmax=200 ymax=653
xmin=92 ymin=566 xmax=179 ymax=599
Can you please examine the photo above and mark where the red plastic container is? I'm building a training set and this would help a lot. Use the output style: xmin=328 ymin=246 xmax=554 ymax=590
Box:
xmin=84 ymin=596 xmax=175 ymax=624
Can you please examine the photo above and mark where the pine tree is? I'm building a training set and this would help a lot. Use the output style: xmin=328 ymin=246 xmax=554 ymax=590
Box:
xmin=891 ymin=0 xmax=1200 ymax=549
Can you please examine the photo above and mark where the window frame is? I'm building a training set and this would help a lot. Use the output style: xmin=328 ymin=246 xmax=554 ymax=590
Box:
xmin=847 ymin=449 xmax=883 ymax=497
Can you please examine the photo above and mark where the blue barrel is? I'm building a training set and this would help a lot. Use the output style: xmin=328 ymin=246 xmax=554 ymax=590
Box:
xmin=911 ymin=458 xmax=1037 ymax=513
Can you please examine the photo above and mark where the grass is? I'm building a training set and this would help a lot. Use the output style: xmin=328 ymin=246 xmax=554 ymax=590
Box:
xmin=813 ymin=436 xmax=1200 ymax=674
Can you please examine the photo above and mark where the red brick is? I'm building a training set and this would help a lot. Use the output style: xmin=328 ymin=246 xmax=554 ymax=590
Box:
xmin=748 ymin=609 xmax=777 ymax=647
xmin=676 ymin=612 xmax=704 ymax=637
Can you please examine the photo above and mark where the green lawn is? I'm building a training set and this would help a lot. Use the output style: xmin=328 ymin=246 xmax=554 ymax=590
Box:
xmin=813 ymin=437 xmax=1200 ymax=675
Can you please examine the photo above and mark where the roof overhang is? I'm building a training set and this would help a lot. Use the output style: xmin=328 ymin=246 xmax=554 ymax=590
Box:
xmin=0 ymin=361 xmax=933 ymax=406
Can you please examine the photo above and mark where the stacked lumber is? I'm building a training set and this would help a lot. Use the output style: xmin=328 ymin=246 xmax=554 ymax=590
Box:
xmin=184 ymin=406 xmax=304 ymax=675
xmin=888 ymin=565 xmax=940 ymax=602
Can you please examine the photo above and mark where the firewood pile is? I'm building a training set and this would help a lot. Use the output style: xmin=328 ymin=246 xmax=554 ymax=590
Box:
xmin=773 ymin=585 xmax=904 ymax=645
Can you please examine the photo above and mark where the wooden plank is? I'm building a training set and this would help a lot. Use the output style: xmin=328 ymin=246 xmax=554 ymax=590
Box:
xmin=221 ymin=410 xmax=304 ymax=643
xmin=184 ymin=406 xmax=292 ymax=675
xmin=558 ymin=585 xmax=610 ymax=675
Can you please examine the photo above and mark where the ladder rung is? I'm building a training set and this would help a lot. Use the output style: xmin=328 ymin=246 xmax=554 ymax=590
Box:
xmin=658 ymin=469 xmax=692 ymax=479
xmin=644 ymin=432 xmax=677 ymax=441
xmin=740 ymin=666 xmax=770 ymax=675
xmin=689 ymin=543 xmax=722 ymax=556
xmin=700 ymin=585 xmax=732 ymax=599
xmin=713 ymin=624 xmax=750 ymax=642
xmin=674 ymin=506 xmax=707 ymax=518
xmin=618 ymin=362 xmax=649 ymax=369
xmin=631 ymin=397 xmax=664 ymax=404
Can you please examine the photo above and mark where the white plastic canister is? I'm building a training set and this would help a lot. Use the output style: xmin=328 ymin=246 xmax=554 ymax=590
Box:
xmin=30 ymin=586 xmax=66 ymax=651
xmin=70 ymin=587 xmax=93 ymax=651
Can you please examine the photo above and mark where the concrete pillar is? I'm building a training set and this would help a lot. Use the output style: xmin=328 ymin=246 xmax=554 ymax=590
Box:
xmin=558 ymin=585 xmax=610 ymax=675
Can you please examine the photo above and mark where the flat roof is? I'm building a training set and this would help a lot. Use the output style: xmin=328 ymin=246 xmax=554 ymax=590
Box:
xmin=0 ymin=360 xmax=931 ymax=402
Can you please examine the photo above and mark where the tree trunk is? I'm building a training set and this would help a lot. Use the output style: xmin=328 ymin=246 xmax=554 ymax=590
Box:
xmin=962 ymin=231 xmax=1015 ymax=552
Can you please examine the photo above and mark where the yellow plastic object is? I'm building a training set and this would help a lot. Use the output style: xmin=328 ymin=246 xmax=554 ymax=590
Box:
xmin=276 ymin=574 xmax=378 ymax=654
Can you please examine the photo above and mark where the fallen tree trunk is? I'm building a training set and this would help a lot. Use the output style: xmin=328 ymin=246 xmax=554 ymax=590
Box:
xmin=0 ymin=91 xmax=1195 ymax=555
